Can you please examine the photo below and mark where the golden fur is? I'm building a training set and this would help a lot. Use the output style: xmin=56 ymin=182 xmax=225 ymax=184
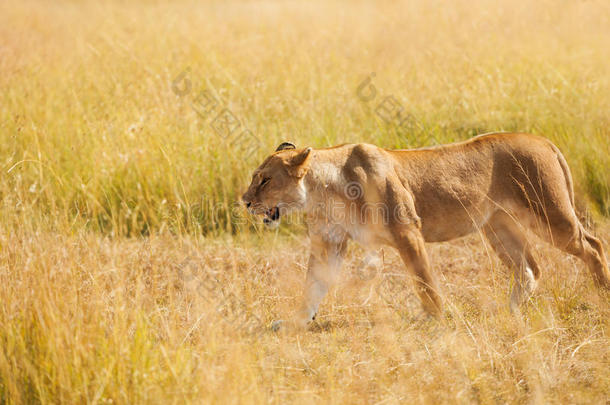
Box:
xmin=243 ymin=133 xmax=609 ymax=329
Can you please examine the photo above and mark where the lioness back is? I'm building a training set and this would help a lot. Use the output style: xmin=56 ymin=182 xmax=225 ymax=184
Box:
xmin=374 ymin=133 xmax=570 ymax=242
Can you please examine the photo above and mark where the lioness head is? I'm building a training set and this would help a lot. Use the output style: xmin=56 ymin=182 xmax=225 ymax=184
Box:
xmin=242 ymin=142 xmax=312 ymax=228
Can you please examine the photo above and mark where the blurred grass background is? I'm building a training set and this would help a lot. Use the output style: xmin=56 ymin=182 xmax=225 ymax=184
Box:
xmin=1 ymin=0 xmax=608 ymax=237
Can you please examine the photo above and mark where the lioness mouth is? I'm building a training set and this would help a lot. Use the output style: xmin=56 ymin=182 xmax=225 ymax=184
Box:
xmin=263 ymin=206 xmax=280 ymax=226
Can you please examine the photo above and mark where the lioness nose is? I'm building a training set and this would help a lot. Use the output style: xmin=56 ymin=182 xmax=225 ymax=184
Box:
xmin=242 ymin=193 xmax=251 ymax=208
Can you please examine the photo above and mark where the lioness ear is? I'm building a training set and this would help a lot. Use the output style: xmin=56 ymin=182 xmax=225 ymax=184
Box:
xmin=276 ymin=142 xmax=296 ymax=151
xmin=289 ymin=147 xmax=312 ymax=178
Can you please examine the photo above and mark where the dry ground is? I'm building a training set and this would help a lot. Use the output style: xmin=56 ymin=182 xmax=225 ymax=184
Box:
xmin=1 ymin=224 xmax=608 ymax=403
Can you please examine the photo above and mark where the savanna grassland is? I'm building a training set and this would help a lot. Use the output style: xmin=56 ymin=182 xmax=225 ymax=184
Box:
xmin=1 ymin=0 xmax=609 ymax=403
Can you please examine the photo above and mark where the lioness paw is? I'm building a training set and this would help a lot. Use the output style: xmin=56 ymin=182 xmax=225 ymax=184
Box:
xmin=270 ymin=320 xmax=284 ymax=332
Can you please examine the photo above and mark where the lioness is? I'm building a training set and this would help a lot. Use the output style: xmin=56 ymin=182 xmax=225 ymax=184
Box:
xmin=242 ymin=133 xmax=609 ymax=329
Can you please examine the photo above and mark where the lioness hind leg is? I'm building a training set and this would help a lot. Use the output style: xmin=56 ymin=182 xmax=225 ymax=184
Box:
xmin=581 ymin=231 xmax=610 ymax=289
xmin=524 ymin=196 xmax=610 ymax=290
xmin=483 ymin=211 xmax=541 ymax=312
xmin=549 ymin=221 xmax=610 ymax=290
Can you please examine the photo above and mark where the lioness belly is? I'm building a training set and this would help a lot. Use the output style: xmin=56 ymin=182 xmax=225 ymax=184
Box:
xmin=419 ymin=203 xmax=494 ymax=242
xmin=413 ymin=181 xmax=495 ymax=243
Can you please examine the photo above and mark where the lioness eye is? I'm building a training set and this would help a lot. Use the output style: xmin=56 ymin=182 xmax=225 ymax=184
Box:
xmin=260 ymin=177 xmax=271 ymax=187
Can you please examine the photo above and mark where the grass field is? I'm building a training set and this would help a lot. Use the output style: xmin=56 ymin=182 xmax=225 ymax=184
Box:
xmin=1 ymin=0 xmax=609 ymax=403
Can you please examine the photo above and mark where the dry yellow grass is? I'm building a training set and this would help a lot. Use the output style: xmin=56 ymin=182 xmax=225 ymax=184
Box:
xmin=0 ymin=227 xmax=608 ymax=403
xmin=1 ymin=0 xmax=609 ymax=403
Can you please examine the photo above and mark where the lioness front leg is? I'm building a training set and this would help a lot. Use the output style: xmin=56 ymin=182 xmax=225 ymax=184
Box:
xmin=273 ymin=233 xmax=348 ymax=331
xmin=386 ymin=181 xmax=442 ymax=316
xmin=391 ymin=224 xmax=442 ymax=316
xmin=298 ymin=234 xmax=348 ymax=326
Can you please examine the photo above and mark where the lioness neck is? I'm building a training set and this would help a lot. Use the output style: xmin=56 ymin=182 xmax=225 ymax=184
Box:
xmin=302 ymin=149 xmax=348 ymax=210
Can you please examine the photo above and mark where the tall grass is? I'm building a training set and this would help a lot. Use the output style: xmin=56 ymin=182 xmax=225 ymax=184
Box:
xmin=1 ymin=0 xmax=609 ymax=236
xmin=0 ymin=227 xmax=608 ymax=403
